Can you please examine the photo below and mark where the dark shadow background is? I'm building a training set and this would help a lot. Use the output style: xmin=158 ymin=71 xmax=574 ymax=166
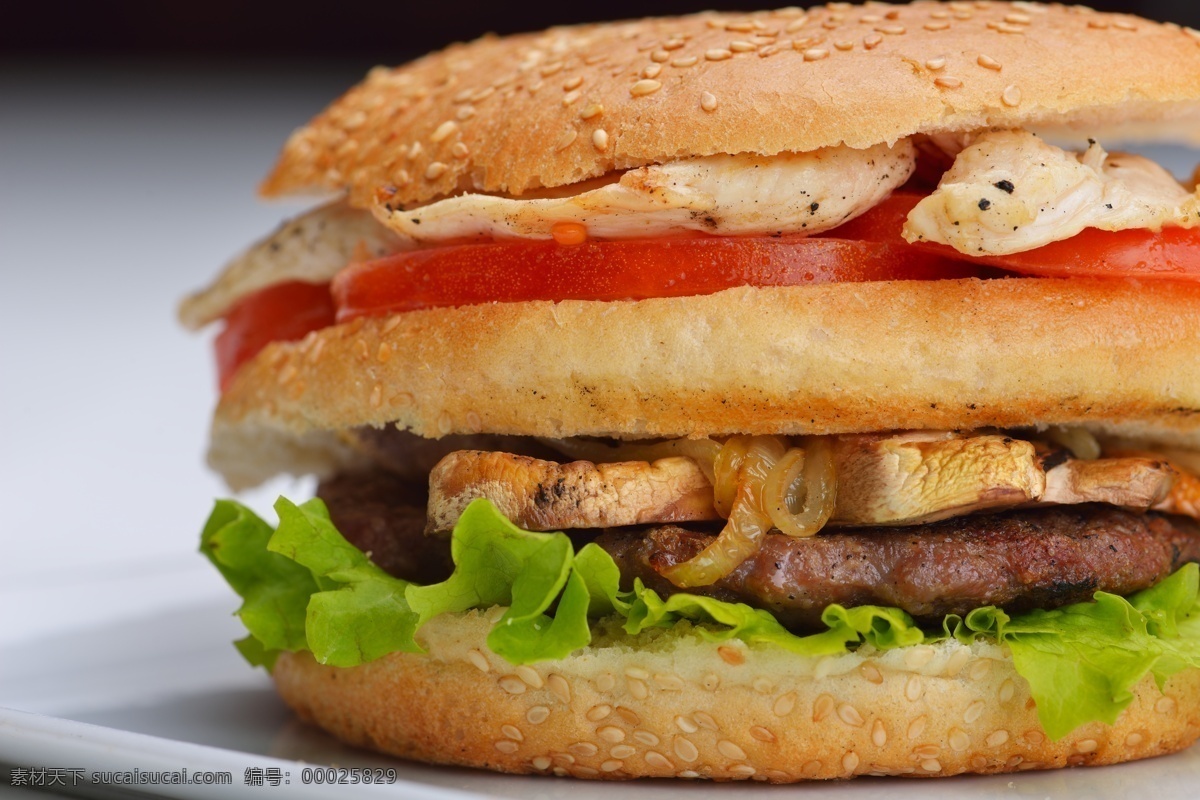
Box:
xmin=5 ymin=1 xmax=1199 ymax=69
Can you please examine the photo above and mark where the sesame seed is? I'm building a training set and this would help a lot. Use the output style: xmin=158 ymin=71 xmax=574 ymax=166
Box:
xmin=998 ymin=678 xmax=1016 ymax=703
xmin=860 ymin=663 xmax=883 ymax=684
xmin=527 ymin=706 xmax=550 ymax=724
xmin=494 ymin=740 xmax=519 ymax=754
xmin=1156 ymin=696 xmax=1177 ymax=713
xmin=501 ymin=724 xmax=523 ymax=741
xmin=672 ymin=55 xmax=699 ymax=67
xmin=730 ymin=40 xmax=756 ymax=52
xmin=597 ymin=726 xmax=626 ymax=743
xmin=376 ymin=342 xmax=393 ymax=363
xmin=470 ymin=86 xmax=495 ymax=102
xmin=934 ymin=76 xmax=963 ymax=89
xmin=609 ymin=744 xmax=636 ymax=759
xmin=465 ymin=647 xmax=489 ymax=672
xmin=539 ymin=62 xmax=563 ymax=76
xmin=871 ymin=720 xmax=887 ymax=747
xmin=905 ymin=675 xmax=923 ymax=702
xmin=954 ymin=10 xmax=974 ymax=19
xmin=907 ymin=716 xmax=927 ymax=740
xmin=499 ymin=675 xmax=526 ymax=694
xmin=1024 ymin=728 xmax=1046 ymax=744
xmin=986 ymin=730 xmax=1010 ymax=747
xmin=514 ymin=665 xmax=542 ymax=689
xmin=930 ymin=9 xmax=950 ymax=19
xmin=964 ymin=700 xmax=986 ymax=724
xmin=920 ymin=758 xmax=942 ymax=773
xmin=969 ymin=755 xmax=987 ymax=770
xmin=673 ymin=736 xmax=700 ymax=762
xmin=586 ymin=704 xmax=612 ymax=722
xmin=977 ymin=54 xmax=1002 ymax=70
xmin=532 ymin=756 xmax=552 ymax=770
xmin=1076 ymin=738 xmax=1099 ymax=753
xmin=991 ymin=21 xmax=1026 ymax=34
xmin=700 ymin=91 xmax=718 ymax=112
xmin=562 ymin=89 xmax=582 ymax=105
xmin=642 ymin=63 xmax=662 ymax=79
xmin=813 ymin=694 xmax=835 ymax=723
xmin=650 ymin=49 xmax=670 ymax=63
xmin=579 ymin=102 xmax=604 ymax=120
xmin=876 ymin=25 xmax=906 ymax=35
xmin=726 ymin=21 xmax=755 ymax=32
xmin=1001 ymin=84 xmax=1022 ymax=107
xmin=860 ymin=14 xmax=883 ymax=23
xmin=705 ymin=48 xmax=733 ymax=61
xmin=554 ymin=128 xmax=577 ymax=151
xmin=750 ymin=725 xmax=776 ymax=742
xmin=675 ymin=714 xmax=699 ymax=732
xmin=834 ymin=40 xmax=853 ymax=50
xmin=949 ymin=728 xmax=971 ymax=751
xmin=548 ymin=673 xmax=572 ymax=703
xmin=969 ymin=660 xmax=992 ymax=681
xmin=1113 ymin=19 xmax=1137 ymax=31
xmin=821 ymin=19 xmax=840 ymax=30
xmin=926 ymin=57 xmax=946 ymax=70
xmin=592 ymin=129 xmax=609 ymax=152
xmin=1005 ymin=12 xmax=1032 ymax=24
xmin=803 ymin=48 xmax=829 ymax=61
xmin=913 ymin=744 xmax=940 ymax=759
xmin=752 ymin=677 xmax=774 ymax=694
xmin=600 ymin=760 xmax=622 ymax=773
xmin=561 ymin=75 xmax=583 ymax=91
xmin=644 ymin=751 xmax=674 ymax=770
xmin=837 ymin=703 xmax=865 ymax=727
xmin=627 ymin=678 xmax=649 ymax=699
xmin=784 ymin=17 xmax=809 ymax=33
xmin=634 ymin=730 xmax=660 ymax=746
xmin=925 ymin=21 xmax=951 ymax=31
xmin=568 ymin=742 xmax=598 ymax=758
xmin=717 ymin=740 xmax=747 ymax=760
xmin=842 ymin=752 xmax=860 ymax=772
xmin=1126 ymin=732 xmax=1144 ymax=747
xmin=595 ymin=673 xmax=616 ymax=692
xmin=407 ymin=141 xmax=423 ymax=159
xmin=630 ymin=79 xmax=662 ymax=96
xmin=693 ymin=711 xmax=719 ymax=730
xmin=451 ymin=142 xmax=470 ymax=159
xmin=944 ymin=649 xmax=972 ymax=677
xmin=430 ymin=120 xmax=458 ymax=143
xmin=1088 ymin=19 xmax=1110 ymax=30
xmin=455 ymin=106 xmax=476 ymax=121
xmin=635 ymin=39 xmax=659 ymax=53
xmin=863 ymin=34 xmax=883 ymax=49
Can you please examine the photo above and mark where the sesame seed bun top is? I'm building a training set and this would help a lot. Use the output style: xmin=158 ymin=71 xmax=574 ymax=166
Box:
xmin=262 ymin=2 xmax=1200 ymax=209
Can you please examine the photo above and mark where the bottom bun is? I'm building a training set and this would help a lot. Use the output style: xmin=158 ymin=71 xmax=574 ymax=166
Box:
xmin=272 ymin=611 xmax=1200 ymax=780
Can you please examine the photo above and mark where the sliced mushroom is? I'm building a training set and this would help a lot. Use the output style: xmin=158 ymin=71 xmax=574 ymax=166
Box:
xmin=427 ymin=451 xmax=715 ymax=533
xmin=1042 ymin=457 xmax=1176 ymax=509
xmin=827 ymin=432 xmax=1044 ymax=526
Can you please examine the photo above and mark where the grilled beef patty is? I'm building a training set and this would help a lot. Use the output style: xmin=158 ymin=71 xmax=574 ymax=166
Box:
xmin=598 ymin=506 xmax=1200 ymax=627
xmin=318 ymin=469 xmax=1200 ymax=629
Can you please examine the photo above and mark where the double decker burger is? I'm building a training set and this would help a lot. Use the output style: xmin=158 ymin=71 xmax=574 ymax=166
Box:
xmin=186 ymin=2 xmax=1200 ymax=781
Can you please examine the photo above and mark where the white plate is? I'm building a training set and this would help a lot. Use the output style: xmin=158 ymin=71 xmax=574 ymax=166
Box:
xmin=2 ymin=601 xmax=1198 ymax=799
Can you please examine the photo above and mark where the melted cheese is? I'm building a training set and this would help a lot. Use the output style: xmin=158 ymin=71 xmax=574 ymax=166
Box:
xmin=904 ymin=130 xmax=1200 ymax=256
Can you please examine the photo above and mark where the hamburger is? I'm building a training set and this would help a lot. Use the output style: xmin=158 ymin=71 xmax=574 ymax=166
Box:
xmin=185 ymin=1 xmax=1200 ymax=781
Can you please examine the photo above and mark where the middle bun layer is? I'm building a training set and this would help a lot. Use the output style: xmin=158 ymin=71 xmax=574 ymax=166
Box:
xmin=213 ymin=278 xmax=1200 ymax=486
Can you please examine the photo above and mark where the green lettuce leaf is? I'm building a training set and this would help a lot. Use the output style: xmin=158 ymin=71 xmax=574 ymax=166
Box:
xmin=201 ymin=496 xmax=1200 ymax=741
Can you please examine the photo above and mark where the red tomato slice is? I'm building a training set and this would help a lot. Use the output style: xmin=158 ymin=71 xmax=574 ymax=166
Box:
xmin=836 ymin=190 xmax=1200 ymax=281
xmin=215 ymin=280 xmax=335 ymax=390
xmin=331 ymin=234 xmax=983 ymax=322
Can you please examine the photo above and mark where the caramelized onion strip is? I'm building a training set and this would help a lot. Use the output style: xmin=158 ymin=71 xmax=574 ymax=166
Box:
xmin=772 ymin=438 xmax=837 ymax=537
xmin=662 ymin=436 xmax=784 ymax=587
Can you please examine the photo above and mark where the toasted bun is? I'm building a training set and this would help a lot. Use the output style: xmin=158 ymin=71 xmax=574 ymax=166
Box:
xmin=212 ymin=278 xmax=1200 ymax=487
xmin=262 ymin=3 xmax=1200 ymax=208
xmin=271 ymin=611 xmax=1200 ymax=780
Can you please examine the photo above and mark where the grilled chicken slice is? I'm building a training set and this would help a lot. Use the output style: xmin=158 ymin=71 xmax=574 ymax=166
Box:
xmin=904 ymin=129 xmax=1199 ymax=255
xmin=426 ymin=451 xmax=715 ymax=533
xmin=376 ymin=141 xmax=916 ymax=243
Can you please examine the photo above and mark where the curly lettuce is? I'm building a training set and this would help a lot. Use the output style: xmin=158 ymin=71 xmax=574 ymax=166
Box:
xmin=201 ymin=496 xmax=1200 ymax=739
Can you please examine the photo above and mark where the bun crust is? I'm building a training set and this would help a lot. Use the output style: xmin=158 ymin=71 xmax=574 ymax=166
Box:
xmin=271 ymin=612 xmax=1200 ymax=780
xmin=212 ymin=278 xmax=1200 ymax=487
xmin=262 ymin=3 xmax=1200 ymax=208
